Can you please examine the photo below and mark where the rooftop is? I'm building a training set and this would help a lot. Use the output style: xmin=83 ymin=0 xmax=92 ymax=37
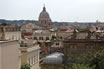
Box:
xmin=43 ymin=52 xmax=64 ymax=64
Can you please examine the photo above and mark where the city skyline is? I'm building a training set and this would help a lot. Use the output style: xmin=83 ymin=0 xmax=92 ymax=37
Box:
xmin=0 ymin=0 xmax=104 ymax=22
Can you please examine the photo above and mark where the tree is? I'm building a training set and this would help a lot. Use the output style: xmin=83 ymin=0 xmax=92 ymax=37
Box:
xmin=67 ymin=50 xmax=104 ymax=69
xmin=70 ymin=64 xmax=93 ymax=69
xmin=81 ymin=50 xmax=104 ymax=69
xmin=99 ymin=59 xmax=104 ymax=69
xmin=21 ymin=64 xmax=31 ymax=69
xmin=0 ymin=22 xmax=9 ymax=26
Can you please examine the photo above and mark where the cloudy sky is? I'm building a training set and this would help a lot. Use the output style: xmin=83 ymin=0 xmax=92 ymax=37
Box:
xmin=0 ymin=0 xmax=104 ymax=22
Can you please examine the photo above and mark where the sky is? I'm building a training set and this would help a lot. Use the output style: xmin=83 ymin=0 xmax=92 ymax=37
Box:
xmin=0 ymin=0 xmax=104 ymax=22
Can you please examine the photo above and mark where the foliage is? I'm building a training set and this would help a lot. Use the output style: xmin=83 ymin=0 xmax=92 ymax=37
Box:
xmin=70 ymin=64 xmax=93 ymax=69
xmin=42 ymin=65 xmax=54 ymax=69
xmin=21 ymin=64 xmax=31 ymax=69
xmin=99 ymin=59 xmax=104 ymax=69
xmin=42 ymin=65 xmax=64 ymax=69
xmin=0 ymin=22 xmax=9 ymax=26
xmin=67 ymin=53 xmax=83 ymax=63
xmin=67 ymin=50 xmax=104 ymax=69
xmin=77 ymin=29 xmax=89 ymax=32
xmin=85 ymin=50 xmax=104 ymax=69
xmin=44 ymin=42 xmax=52 ymax=47
xmin=52 ymin=35 xmax=57 ymax=40
xmin=38 ymin=42 xmax=52 ymax=47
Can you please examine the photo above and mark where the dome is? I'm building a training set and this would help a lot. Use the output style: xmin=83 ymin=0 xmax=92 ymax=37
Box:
xmin=38 ymin=6 xmax=52 ymax=27
xmin=39 ymin=6 xmax=50 ymax=18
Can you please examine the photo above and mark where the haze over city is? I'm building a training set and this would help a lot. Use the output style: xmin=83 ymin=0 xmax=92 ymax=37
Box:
xmin=0 ymin=0 xmax=104 ymax=22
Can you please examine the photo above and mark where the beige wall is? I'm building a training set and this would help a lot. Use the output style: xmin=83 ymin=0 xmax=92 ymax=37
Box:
xmin=0 ymin=40 xmax=20 ymax=69
xmin=0 ymin=45 xmax=2 ymax=69
xmin=57 ymin=32 xmax=73 ymax=39
xmin=0 ymin=33 xmax=2 ymax=40
xmin=5 ymin=32 xmax=21 ymax=40
xmin=20 ymin=45 xmax=40 ymax=69
xmin=27 ymin=49 xmax=40 ymax=69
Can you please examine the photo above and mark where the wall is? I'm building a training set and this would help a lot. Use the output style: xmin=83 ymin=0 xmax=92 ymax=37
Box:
xmin=0 ymin=41 xmax=20 ymax=69
xmin=5 ymin=31 xmax=21 ymax=40
xmin=20 ymin=45 xmax=40 ymax=69
xmin=0 ymin=45 xmax=2 ymax=69
xmin=63 ymin=40 xmax=104 ymax=55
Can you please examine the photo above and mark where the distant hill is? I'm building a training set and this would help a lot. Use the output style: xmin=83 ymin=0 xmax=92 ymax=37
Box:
xmin=0 ymin=19 xmax=37 ymax=26
xmin=0 ymin=19 xmax=96 ymax=28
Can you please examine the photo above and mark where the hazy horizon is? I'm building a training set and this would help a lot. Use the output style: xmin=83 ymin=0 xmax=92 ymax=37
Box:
xmin=0 ymin=0 xmax=104 ymax=22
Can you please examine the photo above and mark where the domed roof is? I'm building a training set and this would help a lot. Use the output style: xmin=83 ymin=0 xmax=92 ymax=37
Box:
xmin=39 ymin=6 xmax=50 ymax=18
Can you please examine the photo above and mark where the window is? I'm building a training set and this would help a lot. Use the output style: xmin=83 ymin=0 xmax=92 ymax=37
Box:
xmin=32 ymin=57 xmax=34 ymax=64
xmin=39 ymin=37 xmax=43 ymax=40
xmin=86 ymin=44 xmax=93 ymax=49
xmin=101 ymin=27 xmax=103 ymax=30
xmin=28 ymin=58 xmax=31 ymax=65
xmin=46 ymin=37 xmax=49 ymax=40
xmin=27 ymin=59 xmax=29 ymax=64
xmin=45 ymin=20 xmax=47 ymax=24
xmin=31 ymin=57 xmax=33 ymax=65
xmin=60 ymin=37 xmax=62 ymax=39
xmin=34 ymin=37 xmax=37 ymax=40
xmin=96 ymin=27 xmax=98 ymax=30
xmin=56 ymin=43 xmax=59 ymax=46
xmin=34 ymin=56 xmax=36 ymax=63
xmin=69 ymin=44 xmax=76 ymax=49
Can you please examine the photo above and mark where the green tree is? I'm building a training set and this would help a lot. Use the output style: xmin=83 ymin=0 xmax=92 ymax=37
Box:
xmin=0 ymin=22 xmax=9 ymax=26
xmin=99 ymin=59 xmax=104 ymax=69
xmin=21 ymin=64 xmax=31 ymax=69
xmin=70 ymin=64 xmax=93 ymax=69
xmin=67 ymin=50 xmax=104 ymax=69
xmin=81 ymin=50 xmax=104 ymax=69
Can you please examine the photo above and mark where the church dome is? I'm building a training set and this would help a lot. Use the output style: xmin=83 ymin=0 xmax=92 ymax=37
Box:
xmin=39 ymin=6 xmax=50 ymax=18
xmin=38 ymin=6 xmax=52 ymax=27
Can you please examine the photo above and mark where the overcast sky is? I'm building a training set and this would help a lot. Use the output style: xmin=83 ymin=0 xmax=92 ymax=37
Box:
xmin=0 ymin=0 xmax=104 ymax=22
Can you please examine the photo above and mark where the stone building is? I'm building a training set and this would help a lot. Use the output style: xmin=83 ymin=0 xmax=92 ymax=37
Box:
xmin=0 ymin=40 xmax=21 ymax=69
xmin=20 ymin=39 xmax=40 ymax=69
xmin=90 ymin=20 xmax=104 ymax=33
xmin=21 ymin=23 xmax=44 ymax=33
xmin=50 ymin=40 xmax=64 ymax=53
xmin=63 ymin=39 xmax=104 ymax=56
xmin=51 ymin=31 xmax=104 ymax=55
xmin=38 ymin=6 xmax=52 ymax=28
xmin=0 ymin=26 xmax=21 ymax=40
xmin=56 ymin=26 xmax=74 ymax=40
xmin=23 ymin=29 xmax=52 ymax=41
xmin=89 ymin=22 xmax=104 ymax=39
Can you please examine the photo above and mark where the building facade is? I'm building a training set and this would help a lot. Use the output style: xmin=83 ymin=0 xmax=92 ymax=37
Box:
xmin=63 ymin=39 xmax=104 ymax=56
xmin=20 ymin=40 xmax=40 ymax=69
xmin=0 ymin=40 xmax=21 ymax=69
xmin=0 ymin=26 xmax=21 ymax=40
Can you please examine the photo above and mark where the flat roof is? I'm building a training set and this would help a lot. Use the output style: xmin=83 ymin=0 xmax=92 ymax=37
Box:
xmin=0 ymin=40 xmax=18 ymax=44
